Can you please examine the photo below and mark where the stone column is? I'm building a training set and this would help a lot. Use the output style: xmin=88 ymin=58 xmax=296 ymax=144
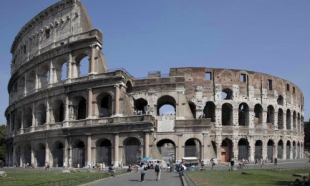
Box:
xmin=283 ymin=111 xmax=287 ymax=130
xmin=64 ymin=137 xmax=70 ymax=168
xmin=13 ymin=145 xmax=16 ymax=167
xmin=31 ymin=144 xmax=35 ymax=166
xmin=45 ymin=142 xmax=50 ymax=165
xmin=67 ymin=53 xmax=72 ymax=81
xmin=20 ymin=145 xmax=24 ymax=167
xmin=24 ymin=74 xmax=27 ymax=95
xmin=233 ymin=139 xmax=239 ymax=160
xmin=177 ymin=134 xmax=184 ymax=162
xmin=113 ymin=133 xmax=120 ymax=165
xmin=31 ymin=103 xmax=36 ymax=132
xmin=64 ymin=95 xmax=70 ymax=127
xmin=283 ymin=141 xmax=287 ymax=160
xmin=20 ymin=109 xmax=24 ymax=134
xmin=274 ymin=142 xmax=278 ymax=160
xmin=87 ymin=88 xmax=93 ymax=118
xmin=35 ymin=68 xmax=39 ymax=91
xmin=89 ymin=46 xmax=95 ymax=74
xmin=144 ymin=132 xmax=150 ymax=158
xmin=46 ymin=99 xmax=50 ymax=124
xmin=87 ymin=134 xmax=92 ymax=167
xmin=114 ymin=84 xmax=120 ymax=116
xmin=49 ymin=61 xmax=54 ymax=84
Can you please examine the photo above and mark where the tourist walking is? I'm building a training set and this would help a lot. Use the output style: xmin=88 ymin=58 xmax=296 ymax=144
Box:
xmin=210 ymin=158 xmax=215 ymax=170
xmin=274 ymin=157 xmax=278 ymax=166
xmin=140 ymin=163 xmax=147 ymax=182
xmin=154 ymin=160 xmax=162 ymax=181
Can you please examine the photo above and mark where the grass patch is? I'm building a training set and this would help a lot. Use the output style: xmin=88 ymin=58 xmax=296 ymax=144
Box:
xmin=187 ymin=169 xmax=310 ymax=186
xmin=1 ymin=170 xmax=111 ymax=186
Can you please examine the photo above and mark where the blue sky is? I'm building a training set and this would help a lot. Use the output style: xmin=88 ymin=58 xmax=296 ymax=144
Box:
xmin=0 ymin=0 xmax=310 ymax=124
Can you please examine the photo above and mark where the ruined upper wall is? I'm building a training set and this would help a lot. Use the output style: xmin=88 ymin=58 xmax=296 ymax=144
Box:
xmin=10 ymin=0 xmax=94 ymax=73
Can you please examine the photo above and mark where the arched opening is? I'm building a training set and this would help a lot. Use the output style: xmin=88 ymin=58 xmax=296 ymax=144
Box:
xmin=238 ymin=103 xmax=249 ymax=126
xmin=238 ymin=139 xmax=249 ymax=160
xmin=124 ymin=137 xmax=141 ymax=166
xmin=286 ymin=141 xmax=291 ymax=159
xmin=277 ymin=95 xmax=284 ymax=105
xmin=188 ymin=101 xmax=196 ymax=119
xmin=16 ymin=146 xmax=21 ymax=167
xmin=157 ymin=139 xmax=176 ymax=163
xmin=297 ymin=142 xmax=300 ymax=159
xmin=203 ymin=101 xmax=215 ymax=122
xmin=72 ymin=140 xmax=86 ymax=168
xmin=293 ymin=141 xmax=296 ymax=159
xmin=293 ymin=111 xmax=297 ymax=129
xmin=157 ymin=95 xmax=176 ymax=116
xmin=24 ymin=144 xmax=32 ymax=166
xmin=255 ymin=140 xmax=263 ymax=161
xmin=52 ymin=141 xmax=64 ymax=167
xmin=222 ymin=88 xmax=233 ymax=100
xmin=18 ymin=77 xmax=25 ymax=97
xmin=37 ymin=104 xmax=46 ymax=125
xmin=24 ymin=107 xmax=33 ymax=128
xmin=267 ymin=140 xmax=274 ymax=162
xmin=99 ymin=94 xmax=112 ymax=117
xmin=38 ymin=64 xmax=49 ymax=88
xmin=27 ymin=71 xmax=36 ymax=92
xmin=126 ymin=81 xmax=133 ymax=94
xmin=75 ymin=53 xmax=89 ymax=77
xmin=277 ymin=140 xmax=283 ymax=159
xmin=16 ymin=111 xmax=22 ymax=130
xmin=267 ymin=105 xmax=275 ymax=124
xmin=286 ymin=109 xmax=291 ymax=130
xmin=254 ymin=104 xmax=263 ymax=125
xmin=134 ymin=98 xmax=148 ymax=115
xmin=184 ymin=138 xmax=201 ymax=159
xmin=54 ymin=100 xmax=64 ymax=122
xmin=96 ymin=139 xmax=112 ymax=166
xmin=221 ymin=139 xmax=232 ymax=162
xmin=222 ymin=103 xmax=233 ymax=126
xmin=36 ymin=143 xmax=46 ymax=167
xmin=297 ymin=113 xmax=301 ymax=132
xmin=278 ymin=109 xmax=284 ymax=129
xmin=60 ymin=61 xmax=68 ymax=81
xmin=77 ymin=97 xmax=87 ymax=120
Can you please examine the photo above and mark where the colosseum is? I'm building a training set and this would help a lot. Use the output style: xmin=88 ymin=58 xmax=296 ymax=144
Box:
xmin=5 ymin=0 xmax=305 ymax=168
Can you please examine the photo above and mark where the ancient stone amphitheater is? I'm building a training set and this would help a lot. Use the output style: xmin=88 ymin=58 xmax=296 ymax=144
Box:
xmin=5 ymin=0 xmax=304 ymax=168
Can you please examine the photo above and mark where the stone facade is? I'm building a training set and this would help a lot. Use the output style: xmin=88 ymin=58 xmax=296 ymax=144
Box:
xmin=5 ymin=0 xmax=304 ymax=168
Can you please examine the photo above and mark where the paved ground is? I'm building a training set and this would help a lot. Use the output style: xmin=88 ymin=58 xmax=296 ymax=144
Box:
xmin=80 ymin=169 xmax=182 ymax=186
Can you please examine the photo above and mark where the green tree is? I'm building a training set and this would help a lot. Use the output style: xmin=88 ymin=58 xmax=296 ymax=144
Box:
xmin=0 ymin=125 xmax=6 ymax=161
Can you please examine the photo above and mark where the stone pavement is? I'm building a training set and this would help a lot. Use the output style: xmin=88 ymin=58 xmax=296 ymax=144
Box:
xmin=80 ymin=169 xmax=182 ymax=186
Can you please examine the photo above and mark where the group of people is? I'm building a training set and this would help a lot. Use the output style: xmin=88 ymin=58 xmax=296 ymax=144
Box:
xmin=139 ymin=160 xmax=163 ymax=182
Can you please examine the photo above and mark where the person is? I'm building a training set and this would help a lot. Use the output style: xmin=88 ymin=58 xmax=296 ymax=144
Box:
xmin=45 ymin=162 xmax=50 ymax=171
xmin=127 ymin=165 xmax=132 ymax=172
xmin=109 ymin=164 xmax=116 ymax=177
xmin=210 ymin=158 xmax=215 ymax=170
xmin=179 ymin=162 xmax=186 ymax=177
xmin=166 ymin=163 xmax=171 ymax=172
xmin=260 ymin=158 xmax=264 ymax=168
xmin=201 ymin=161 xmax=205 ymax=170
xmin=274 ymin=157 xmax=278 ymax=166
xmin=154 ymin=160 xmax=162 ymax=181
xmin=230 ymin=158 xmax=235 ymax=171
xmin=175 ymin=161 xmax=180 ymax=172
xmin=140 ymin=163 xmax=147 ymax=182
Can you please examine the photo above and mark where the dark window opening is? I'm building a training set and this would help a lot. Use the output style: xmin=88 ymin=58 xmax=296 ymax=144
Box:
xmin=45 ymin=29 xmax=50 ymax=39
xmin=293 ymin=87 xmax=295 ymax=93
xmin=23 ymin=45 xmax=27 ymax=54
xmin=267 ymin=79 xmax=272 ymax=90
xmin=240 ymin=74 xmax=246 ymax=82
xmin=286 ymin=84 xmax=290 ymax=91
xmin=205 ymin=72 xmax=211 ymax=81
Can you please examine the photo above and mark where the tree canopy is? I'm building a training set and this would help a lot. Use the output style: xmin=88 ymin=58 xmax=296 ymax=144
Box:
xmin=0 ymin=125 xmax=6 ymax=161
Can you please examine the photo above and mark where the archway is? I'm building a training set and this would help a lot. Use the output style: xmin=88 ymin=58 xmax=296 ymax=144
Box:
xmin=277 ymin=140 xmax=283 ymax=159
xmin=54 ymin=100 xmax=64 ymax=122
xmin=297 ymin=142 xmax=300 ymax=159
xmin=99 ymin=94 xmax=112 ymax=117
xmin=157 ymin=139 xmax=176 ymax=163
xmin=293 ymin=141 xmax=296 ymax=159
xmin=255 ymin=140 xmax=263 ymax=160
xmin=24 ymin=144 xmax=32 ymax=166
xmin=124 ymin=137 xmax=141 ymax=166
xmin=222 ymin=103 xmax=233 ymax=126
xmin=53 ymin=141 xmax=64 ymax=167
xmin=267 ymin=105 xmax=275 ymax=124
xmin=72 ymin=140 xmax=85 ymax=168
xmin=254 ymin=104 xmax=263 ymax=125
xmin=286 ymin=141 xmax=291 ymax=159
xmin=36 ymin=143 xmax=46 ymax=167
xmin=16 ymin=146 xmax=21 ymax=167
xmin=238 ymin=139 xmax=249 ymax=160
xmin=134 ymin=98 xmax=148 ymax=115
xmin=77 ymin=97 xmax=87 ymax=120
xmin=184 ymin=138 xmax=201 ymax=159
xmin=157 ymin=95 xmax=176 ymax=116
xmin=203 ymin=101 xmax=215 ymax=122
xmin=278 ymin=109 xmax=284 ymax=129
xmin=96 ymin=139 xmax=112 ymax=166
xmin=221 ymin=139 xmax=232 ymax=162
xmin=188 ymin=101 xmax=196 ymax=119
xmin=238 ymin=103 xmax=249 ymax=126
xmin=286 ymin=110 xmax=291 ymax=130
xmin=37 ymin=104 xmax=46 ymax=125
xmin=267 ymin=140 xmax=274 ymax=162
